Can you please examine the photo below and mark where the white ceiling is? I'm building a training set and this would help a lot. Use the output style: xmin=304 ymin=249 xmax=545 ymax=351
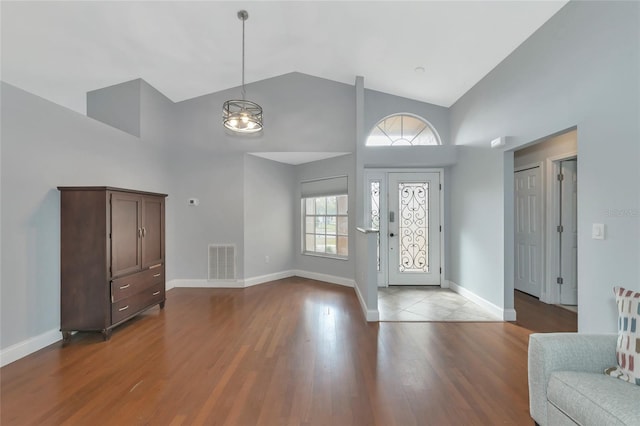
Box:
xmin=1 ymin=1 xmax=567 ymax=115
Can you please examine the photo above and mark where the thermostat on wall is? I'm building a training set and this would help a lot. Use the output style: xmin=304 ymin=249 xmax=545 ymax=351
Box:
xmin=188 ymin=198 xmax=200 ymax=206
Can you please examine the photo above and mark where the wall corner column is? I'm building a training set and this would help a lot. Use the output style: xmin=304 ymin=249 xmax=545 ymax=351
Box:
xmin=354 ymin=76 xmax=378 ymax=318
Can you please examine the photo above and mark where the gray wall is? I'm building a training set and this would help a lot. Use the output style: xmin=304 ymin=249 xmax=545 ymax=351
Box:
xmin=294 ymin=154 xmax=356 ymax=280
xmin=87 ymin=79 xmax=141 ymax=137
xmin=449 ymin=1 xmax=640 ymax=331
xmin=139 ymin=79 xmax=177 ymax=148
xmin=0 ymin=83 xmax=169 ymax=348
xmin=139 ymin=80 xmax=179 ymax=280
xmin=173 ymin=72 xmax=355 ymax=153
xmin=244 ymin=155 xmax=296 ymax=279
xmin=354 ymin=76 xmax=371 ymax=308
xmin=167 ymin=150 xmax=246 ymax=279
xmin=449 ymin=147 xmax=506 ymax=307
xmin=169 ymin=72 xmax=356 ymax=282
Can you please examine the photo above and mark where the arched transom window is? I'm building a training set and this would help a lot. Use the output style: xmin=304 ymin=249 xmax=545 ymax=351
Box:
xmin=366 ymin=114 xmax=441 ymax=146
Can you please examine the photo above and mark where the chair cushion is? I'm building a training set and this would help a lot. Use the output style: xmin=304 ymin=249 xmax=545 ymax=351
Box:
xmin=547 ymin=371 xmax=640 ymax=425
xmin=606 ymin=286 xmax=640 ymax=385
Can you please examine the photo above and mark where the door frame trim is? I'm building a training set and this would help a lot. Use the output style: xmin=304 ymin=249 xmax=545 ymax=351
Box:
xmin=364 ymin=168 xmax=445 ymax=288
xmin=545 ymin=152 xmax=577 ymax=304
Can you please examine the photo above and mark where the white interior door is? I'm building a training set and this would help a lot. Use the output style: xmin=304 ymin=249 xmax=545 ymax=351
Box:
xmin=514 ymin=167 xmax=543 ymax=298
xmin=559 ymin=160 xmax=578 ymax=305
xmin=388 ymin=172 xmax=440 ymax=285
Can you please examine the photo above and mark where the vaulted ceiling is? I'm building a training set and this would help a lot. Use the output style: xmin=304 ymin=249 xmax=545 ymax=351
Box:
xmin=1 ymin=1 xmax=567 ymax=115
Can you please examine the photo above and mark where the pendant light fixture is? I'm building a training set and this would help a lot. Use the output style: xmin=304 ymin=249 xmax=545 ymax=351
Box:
xmin=223 ymin=10 xmax=263 ymax=134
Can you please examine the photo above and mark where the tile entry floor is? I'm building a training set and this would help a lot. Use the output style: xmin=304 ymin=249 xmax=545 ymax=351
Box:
xmin=378 ymin=286 xmax=502 ymax=322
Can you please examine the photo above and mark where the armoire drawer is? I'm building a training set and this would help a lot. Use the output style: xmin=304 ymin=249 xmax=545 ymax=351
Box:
xmin=111 ymin=282 xmax=165 ymax=324
xmin=111 ymin=266 xmax=164 ymax=302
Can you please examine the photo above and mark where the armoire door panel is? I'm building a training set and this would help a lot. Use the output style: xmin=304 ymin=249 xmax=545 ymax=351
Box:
xmin=141 ymin=196 xmax=164 ymax=268
xmin=110 ymin=192 xmax=142 ymax=277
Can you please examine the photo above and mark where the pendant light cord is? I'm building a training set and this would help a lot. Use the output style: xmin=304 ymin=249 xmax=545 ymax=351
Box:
xmin=241 ymin=15 xmax=246 ymax=100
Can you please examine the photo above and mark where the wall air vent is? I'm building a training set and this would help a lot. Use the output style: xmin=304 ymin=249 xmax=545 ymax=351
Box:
xmin=208 ymin=244 xmax=236 ymax=280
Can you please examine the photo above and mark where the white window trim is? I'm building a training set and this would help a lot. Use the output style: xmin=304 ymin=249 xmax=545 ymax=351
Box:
xmin=301 ymin=194 xmax=349 ymax=260
xmin=366 ymin=112 xmax=442 ymax=147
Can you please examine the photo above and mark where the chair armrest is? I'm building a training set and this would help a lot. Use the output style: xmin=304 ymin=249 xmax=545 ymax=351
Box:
xmin=528 ymin=333 xmax=617 ymax=426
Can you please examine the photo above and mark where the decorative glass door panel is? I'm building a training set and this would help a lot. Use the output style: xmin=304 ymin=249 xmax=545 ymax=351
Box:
xmin=388 ymin=173 xmax=440 ymax=285
xmin=365 ymin=170 xmax=387 ymax=286
xmin=370 ymin=181 xmax=381 ymax=271
xmin=398 ymin=182 xmax=429 ymax=272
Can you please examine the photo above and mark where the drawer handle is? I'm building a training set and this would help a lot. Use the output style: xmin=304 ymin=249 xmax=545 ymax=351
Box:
xmin=153 ymin=273 xmax=161 ymax=278
xmin=118 ymin=305 xmax=129 ymax=312
xmin=152 ymin=291 xmax=161 ymax=296
xmin=149 ymin=264 xmax=162 ymax=270
xmin=119 ymin=284 xmax=130 ymax=290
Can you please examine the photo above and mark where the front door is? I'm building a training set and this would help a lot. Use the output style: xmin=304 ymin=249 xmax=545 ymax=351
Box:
xmin=388 ymin=172 xmax=441 ymax=285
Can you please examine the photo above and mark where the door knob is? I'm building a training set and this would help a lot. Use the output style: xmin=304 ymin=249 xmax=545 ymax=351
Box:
xmin=390 ymin=233 xmax=395 ymax=237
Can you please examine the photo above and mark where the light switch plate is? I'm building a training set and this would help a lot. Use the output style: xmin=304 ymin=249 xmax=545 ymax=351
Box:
xmin=592 ymin=223 xmax=605 ymax=240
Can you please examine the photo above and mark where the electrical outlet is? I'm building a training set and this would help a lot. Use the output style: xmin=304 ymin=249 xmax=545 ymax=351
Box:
xmin=188 ymin=198 xmax=200 ymax=206
xmin=264 ymin=255 xmax=270 ymax=264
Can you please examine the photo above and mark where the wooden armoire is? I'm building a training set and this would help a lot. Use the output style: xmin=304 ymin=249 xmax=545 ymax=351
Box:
xmin=58 ymin=187 xmax=167 ymax=341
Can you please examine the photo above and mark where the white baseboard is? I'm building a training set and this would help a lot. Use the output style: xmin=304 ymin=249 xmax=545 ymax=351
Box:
xmin=292 ymin=270 xmax=355 ymax=287
xmin=243 ymin=270 xmax=295 ymax=287
xmin=167 ymin=278 xmax=245 ymax=289
xmin=441 ymin=279 xmax=450 ymax=289
xmin=166 ymin=279 xmax=176 ymax=291
xmin=503 ymin=308 xmax=517 ymax=321
xmin=449 ymin=281 xmax=511 ymax=321
xmin=167 ymin=270 xmax=353 ymax=290
xmin=0 ymin=328 xmax=61 ymax=367
xmin=354 ymin=282 xmax=380 ymax=322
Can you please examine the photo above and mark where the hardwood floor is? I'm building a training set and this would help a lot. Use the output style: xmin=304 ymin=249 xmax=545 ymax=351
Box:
xmin=513 ymin=290 xmax=578 ymax=333
xmin=1 ymin=278 xmax=576 ymax=425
